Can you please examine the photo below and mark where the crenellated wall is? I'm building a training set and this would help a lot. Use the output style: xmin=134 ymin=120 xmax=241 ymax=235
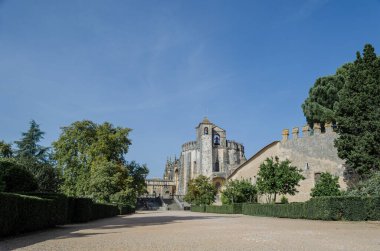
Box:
xmin=229 ymin=123 xmax=346 ymax=202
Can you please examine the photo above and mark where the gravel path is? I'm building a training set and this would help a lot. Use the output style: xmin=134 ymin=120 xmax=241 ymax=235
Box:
xmin=1 ymin=210 xmax=380 ymax=251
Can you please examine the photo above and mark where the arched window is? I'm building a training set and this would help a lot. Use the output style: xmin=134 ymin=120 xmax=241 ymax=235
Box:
xmin=204 ymin=127 xmax=208 ymax=135
xmin=214 ymin=134 xmax=220 ymax=145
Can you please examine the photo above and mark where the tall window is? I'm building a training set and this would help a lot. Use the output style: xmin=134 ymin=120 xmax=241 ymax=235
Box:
xmin=204 ymin=127 xmax=208 ymax=135
xmin=214 ymin=161 xmax=219 ymax=172
xmin=214 ymin=134 xmax=220 ymax=145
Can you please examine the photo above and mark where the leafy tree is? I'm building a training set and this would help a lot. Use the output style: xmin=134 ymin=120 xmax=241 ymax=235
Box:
xmin=345 ymin=171 xmax=380 ymax=196
xmin=221 ymin=179 xmax=257 ymax=204
xmin=256 ymin=157 xmax=304 ymax=203
xmin=14 ymin=120 xmax=49 ymax=162
xmin=310 ymin=172 xmax=341 ymax=197
xmin=53 ymin=120 xmax=146 ymax=206
xmin=89 ymin=160 xmax=129 ymax=203
xmin=184 ymin=175 xmax=217 ymax=205
xmin=0 ymin=141 xmax=13 ymax=158
xmin=0 ymin=159 xmax=38 ymax=192
xmin=334 ymin=44 xmax=380 ymax=177
xmin=53 ymin=120 xmax=132 ymax=197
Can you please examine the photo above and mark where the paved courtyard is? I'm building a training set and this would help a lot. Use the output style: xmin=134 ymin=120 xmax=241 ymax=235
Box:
xmin=1 ymin=210 xmax=380 ymax=251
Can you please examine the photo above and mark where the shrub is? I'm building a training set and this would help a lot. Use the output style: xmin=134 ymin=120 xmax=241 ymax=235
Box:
xmin=0 ymin=159 xmax=38 ymax=192
xmin=280 ymin=196 xmax=289 ymax=204
xmin=310 ymin=172 xmax=341 ymax=197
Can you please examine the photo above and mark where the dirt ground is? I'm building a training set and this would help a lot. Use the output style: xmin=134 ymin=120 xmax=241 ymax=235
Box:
xmin=1 ymin=210 xmax=380 ymax=251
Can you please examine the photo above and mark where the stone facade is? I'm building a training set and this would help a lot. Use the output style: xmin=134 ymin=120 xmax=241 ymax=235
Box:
xmin=164 ymin=117 xmax=246 ymax=195
xmin=229 ymin=123 xmax=347 ymax=202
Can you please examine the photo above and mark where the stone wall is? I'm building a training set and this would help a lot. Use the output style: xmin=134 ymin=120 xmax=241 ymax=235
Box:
xmin=229 ymin=124 xmax=346 ymax=202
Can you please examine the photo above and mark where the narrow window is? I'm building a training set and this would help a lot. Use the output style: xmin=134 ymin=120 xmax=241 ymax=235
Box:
xmin=204 ymin=127 xmax=208 ymax=135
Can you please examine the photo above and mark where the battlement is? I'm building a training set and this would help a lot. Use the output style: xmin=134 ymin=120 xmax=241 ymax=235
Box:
xmin=182 ymin=141 xmax=198 ymax=151
xmin=281 ymin=122 xmax=336 ymax=142
xmin=226 ymin=140 xmax=244 ymax=151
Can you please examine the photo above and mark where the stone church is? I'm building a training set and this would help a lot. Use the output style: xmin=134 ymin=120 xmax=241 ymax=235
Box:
xmin=148 ymin=118 xmax=347 ymax=203
xmin=160 ymin=117 xmax=246 ymax=196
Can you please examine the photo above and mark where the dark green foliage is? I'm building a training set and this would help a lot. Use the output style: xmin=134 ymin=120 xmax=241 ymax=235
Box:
xmin=70 ymin=198 xmax=93 ymax=223
xmin=302 ymin=68 xmax=348 ymax=127
xmin=280 ymin=196 xmax=289 ymax=204
xmin=91 ymin=203 xmax=120 ymax=220
xmin=0 ymin=193 xmax=56 ymax=236
xmin=310 ymin=172 xmax=341 ymax=197
xmin=14 ymin=120 xmax=49 ymax=162
xmin=0 ymin=159 xmax=38 ymax=192
xmin=242 ymin=196 xmax=376 ymax=221
xmin=334 ymin=44 xmax=380 ymax=177
xmin=0 ymin=140 xmax=13 ymax=158
xmin=205 ymin=203 xmax=243 ymax=214
xmin=184 ymin=175 xmax=217 ymax=205
xmin=221 ymin=179 xmax=257 ymax=204
xmin=256 ymin=157 xmax=304 ymax=202
xmin=190 ymin=205 xmax=206 ymax=212
xmin=22 ymin=192 xmax=69 ymax=225
xmin=0 ymin=192 xmax=122 ymax=237
xmin=119 ymin=204 xmax=136 ymax=214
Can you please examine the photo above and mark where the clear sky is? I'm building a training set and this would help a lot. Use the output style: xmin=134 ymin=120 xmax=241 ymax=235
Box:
xmin=1 ymin=0 xmax=379 ymax=178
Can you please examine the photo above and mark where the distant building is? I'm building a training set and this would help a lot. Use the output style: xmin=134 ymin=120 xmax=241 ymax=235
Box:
xmin=163 ymin=117 xmax=246 ymax=195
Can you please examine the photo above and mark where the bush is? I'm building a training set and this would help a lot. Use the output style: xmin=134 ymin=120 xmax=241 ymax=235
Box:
xmin=0 ymin=159 xmax=38 ymax=192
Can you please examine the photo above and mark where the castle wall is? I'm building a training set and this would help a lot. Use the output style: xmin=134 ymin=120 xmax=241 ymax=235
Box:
xmin=229 ymin=125 xmax=346 ymax=202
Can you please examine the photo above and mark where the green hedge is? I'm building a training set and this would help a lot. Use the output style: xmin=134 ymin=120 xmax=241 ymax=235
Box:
xmin=0 ymin=193 xmax=56 ymax=236
xmin=205 ymin=203 xmax=243 ymax=214
xmin=0 ymin=192 xmax=127 ymax=237
xmin=119 ymin=204 xmax=136 ymax=215
xmin=242 ymin=196 xmax=380 ymax=221
xmin=190 ymin=205 xmax=206 ymax=212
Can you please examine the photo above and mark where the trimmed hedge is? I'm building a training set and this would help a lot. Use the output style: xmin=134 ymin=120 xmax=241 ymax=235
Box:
xmin=0 ymin=192 xmax=132 ymax=237
xmin=205 ymin=204 xmax=243 ymax=214
xmin=190 ymin=205 xmax=206 ymax=212
xmin=119 ymin=204 xmax=136 ymax=215
xmin=242 ymin=196 xmax=380 ymax=221
xmin=0 ymin=193 xmax=56 ymax=236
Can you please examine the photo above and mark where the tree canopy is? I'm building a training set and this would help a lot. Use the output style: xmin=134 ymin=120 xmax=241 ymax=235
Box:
xmin=53 ymin=120 xmax=147 ymax=205
xmin=221 ymin=179 xmax=257 ymax=204
xmin=184 ymin=175 xmax=217 ymax=205
xmin=310 ymin=172 xmax=341 ymax=197
xmin=334 ymin=44 xmax=380 ymax=177
xmin=256 ymin=157 xmax=304 ymax=203
xmin=0 ymin=141 xmax=13 ymax=158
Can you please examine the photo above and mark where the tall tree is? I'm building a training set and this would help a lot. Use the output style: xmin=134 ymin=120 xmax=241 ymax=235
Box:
xmin=256 ymin=157 xmax=304 ymax=203
xmin=53 ymin=120 xmax=145 ymax=206
xmin=334 ymin=44 xmax=380 ymax=177
xmin=184 ymin=175 xmax=217 ymax=205
xmin=302 ymin=63 xmax=352 ymax=128
xmin=14 ymin=120 xmax=48 ymax=162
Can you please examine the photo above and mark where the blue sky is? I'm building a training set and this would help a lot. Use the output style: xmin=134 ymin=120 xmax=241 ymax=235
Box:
xmin=1 ymin=0 xmax=379 ymax=178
